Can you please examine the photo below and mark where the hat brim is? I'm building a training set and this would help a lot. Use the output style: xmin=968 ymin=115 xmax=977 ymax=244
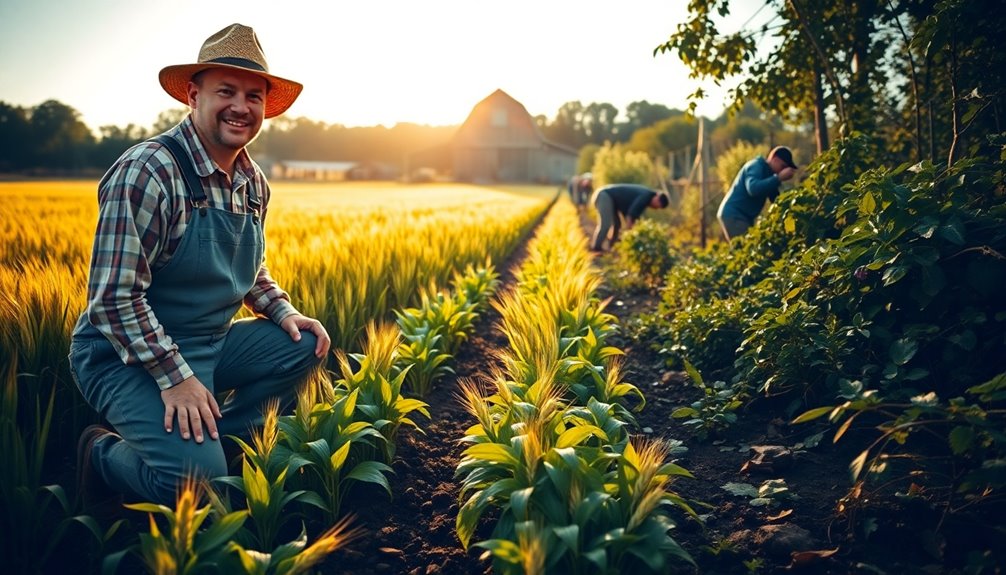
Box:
xmin=159 ymin=63 xmax=303 ymax=119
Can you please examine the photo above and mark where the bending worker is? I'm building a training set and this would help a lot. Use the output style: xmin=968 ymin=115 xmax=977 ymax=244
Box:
xmin=716 ymin=145 xmax=797 ymax=240
xmin=590 ymin=183 xmax=669 ymax=251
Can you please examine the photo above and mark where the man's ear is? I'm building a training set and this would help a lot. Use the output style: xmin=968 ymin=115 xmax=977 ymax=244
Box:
xmin=186 ymin=81 xmax=199 ymax=108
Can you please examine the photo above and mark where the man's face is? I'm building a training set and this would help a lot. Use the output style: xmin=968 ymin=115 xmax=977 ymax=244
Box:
xmin=188 ymin=68 xmax=267 ymax=156
xmin=767 ymin=155 xmax=789 ymax=174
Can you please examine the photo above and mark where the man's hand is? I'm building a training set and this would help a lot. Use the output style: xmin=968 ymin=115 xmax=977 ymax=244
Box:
xmin=161 ymin=376 xmax=222 ymax=443
xmin=778 ymin=167 xmax=796 ymax=182
xmin=279 ymin=313 xmax=331 ymax=359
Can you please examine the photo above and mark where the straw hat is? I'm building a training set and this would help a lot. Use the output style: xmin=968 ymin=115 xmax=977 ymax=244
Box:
xmin=158 ymin=23 xmax=303 ymax=119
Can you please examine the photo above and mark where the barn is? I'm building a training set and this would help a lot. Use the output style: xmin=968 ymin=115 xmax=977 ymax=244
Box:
xmin=452 ymin=89 xmax=578 ymax=184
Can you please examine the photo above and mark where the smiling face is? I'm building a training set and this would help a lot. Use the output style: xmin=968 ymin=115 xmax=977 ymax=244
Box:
xmin=187 ymin=68 xmax=267 ymax=171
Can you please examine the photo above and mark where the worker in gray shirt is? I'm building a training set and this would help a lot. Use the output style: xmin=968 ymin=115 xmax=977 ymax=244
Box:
xmin=590 ymin=183 xmax=669 ymax=251
xmin=717 ymin=146 xmax=797 ymax=240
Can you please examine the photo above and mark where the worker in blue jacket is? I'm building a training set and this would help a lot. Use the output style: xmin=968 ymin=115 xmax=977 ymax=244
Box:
xmin=716 ymin=146 xmax=797 ymax=240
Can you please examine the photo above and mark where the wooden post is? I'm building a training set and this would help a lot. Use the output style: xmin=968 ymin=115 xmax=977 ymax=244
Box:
xmin=698 ymin=117 xmax=709 ymax=249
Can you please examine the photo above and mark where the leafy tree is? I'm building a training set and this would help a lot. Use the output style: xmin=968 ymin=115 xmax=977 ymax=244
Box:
xmin=582 ymin=102 xmax=620 ymax=144
xmin=0 ymin=101 xmax=32 ymax=171
xmin=655 ymin=0 xmax=895 ymax=154
xmin=29 ymin=100 xmax=94 ymax=170
xmin=540 ymin=100 xmax=587 ymax=149
xmin=91 ymin=123 xmax=149 ymax=167
xmin=619 ymin=100 xmax=679 ymax=139
xmin=626 ymin=115 xmax=699 ymax=160
xmin=151 ymin=108 xmax=188 ymax=134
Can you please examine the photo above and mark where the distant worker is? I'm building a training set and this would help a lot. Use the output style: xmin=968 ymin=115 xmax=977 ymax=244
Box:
xmin=567 ymin=174 xmax=580 ymax=204
xmin=589 ymin=183 xmax=669 ymax=252
xmin=717 ymin=145 xmax=797 ymax=241
xmin=576 ymin=172 xmax=593 ymax=209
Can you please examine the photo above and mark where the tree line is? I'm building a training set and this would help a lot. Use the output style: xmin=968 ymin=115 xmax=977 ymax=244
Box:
xmin=0 ymin=94 xmax=814 ymax=176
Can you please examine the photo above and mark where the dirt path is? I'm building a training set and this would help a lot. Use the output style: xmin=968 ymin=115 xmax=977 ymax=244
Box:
xmin=330 ymin=221 xmax=539 ymax=575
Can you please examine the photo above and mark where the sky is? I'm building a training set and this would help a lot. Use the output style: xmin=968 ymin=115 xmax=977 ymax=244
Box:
xmin=0 ymin=0 xmax=773 ymax=132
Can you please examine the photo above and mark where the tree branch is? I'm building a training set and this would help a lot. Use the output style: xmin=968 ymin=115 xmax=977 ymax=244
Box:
xmin=787 ymin=0 xmax=848 ymax=133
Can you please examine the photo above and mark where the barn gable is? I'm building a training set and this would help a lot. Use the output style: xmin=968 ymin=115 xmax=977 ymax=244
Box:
xmin=452 ymin=89 xmax=577 ymax=184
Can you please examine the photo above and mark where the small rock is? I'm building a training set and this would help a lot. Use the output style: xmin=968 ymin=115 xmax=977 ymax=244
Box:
xmin=726 ymin=529 xmax=754 ymax=546
xmin=425 ymin=564 xmax=442 ymax=575
xmin=740 ymin=445 xmax=794 ymax=474
xmin=642 ymin=427 xmax=654 ymax=434
xmin=754 ymin=523 xmax=816 ymax=558
xmin=661 ymin=371 xmax=675 ymax=384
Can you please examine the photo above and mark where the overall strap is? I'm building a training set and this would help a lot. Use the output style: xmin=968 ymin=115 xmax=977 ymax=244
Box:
xmin=152 ymin=134 xmax=209 ymax=209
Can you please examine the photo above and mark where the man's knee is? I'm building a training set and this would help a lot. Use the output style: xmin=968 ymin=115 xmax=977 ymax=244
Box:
xmin=276 ymin=330 xmax=324 ymax=376
xmin=147 ymin=446 xmax=227 ymax=505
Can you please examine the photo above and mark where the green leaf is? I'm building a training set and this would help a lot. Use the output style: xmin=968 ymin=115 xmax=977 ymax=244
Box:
xmin=556 ymin=425 xmax=605 ymax=448
xmin=859 ymin=192 xmax=877 ymax=215
xmin=939 ymin=217 xmax=966 ymax=245
xmin=882 ymin=265 xmax=909 ymax=286
xmin=464 ymin=443 xmax=519 ymax=468
xmin=914 ymin=217 xmax=938 ymax=238
xmin=791 ymin=406 xmax=832 ymax=425
xmin=682 ymin=359 xmax=704 ymax=387
xmin=721 ymin=482 xmax=759 ymax=498
xmin=472 ymin=539 xmax=522 ymax=564
xmin=345 ymin=461 xmax=393 ymax=496
xmin=949 ymin=426 xmax=975 ymax=456
xmin=889 ymin=338 xmax=918 ymax=366
xmin=330 ymin=440 xmax=351 ymax=471
xmin=671 ymin=407 xmax=698 ymax=419
xmin=553 ymin=524 xmax=580 ymax=554
xmin=196 ymin=510 xmax=249 ymax=555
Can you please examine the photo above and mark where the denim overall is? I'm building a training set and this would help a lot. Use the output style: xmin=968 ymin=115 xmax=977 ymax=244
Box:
xmin=70 ymin=145 xmax=320 ymax=505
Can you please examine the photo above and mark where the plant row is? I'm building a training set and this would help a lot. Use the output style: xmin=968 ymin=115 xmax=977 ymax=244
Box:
xmin=454 ymin=197 xmax=696 ymax=574
xmin=638 ymin=135 xmax=1006 ymax=538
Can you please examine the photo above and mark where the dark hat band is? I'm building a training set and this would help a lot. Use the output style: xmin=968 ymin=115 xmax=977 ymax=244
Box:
xmin=205 ymin=56 xmax=267 ymax=73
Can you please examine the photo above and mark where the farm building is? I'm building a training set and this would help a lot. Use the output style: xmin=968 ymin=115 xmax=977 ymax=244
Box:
xmin=452 ymin=89 xmax=577 ymax=184
xmin=271 ymin=160 xmax=399 ymax=181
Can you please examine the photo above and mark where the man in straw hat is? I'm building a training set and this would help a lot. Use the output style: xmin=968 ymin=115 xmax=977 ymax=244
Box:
xmin=70 ymin=24 xmax=330 ymax=507
xmin=716 ymin=145 xmax=798 ymax=241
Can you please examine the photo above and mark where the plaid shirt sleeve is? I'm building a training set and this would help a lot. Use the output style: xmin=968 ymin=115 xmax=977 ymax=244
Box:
xmin=85 ymin=148 xmax=195 ymax=390
xmin=242 ymin=176 xmax=298 ymax=324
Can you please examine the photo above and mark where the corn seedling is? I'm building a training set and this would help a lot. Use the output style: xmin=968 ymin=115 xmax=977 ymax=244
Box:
xmin=337 ymin=322 xmax=430 ymax=463
xmin=125 ymin=478 xmax=249 ymax=574
xmin=277 ymin=387 xmax=391 ymax=524
xmin=215 ymin=400 xmax=326 ymax=549
xmin=395 ymin=322 xmax=454 ymax=397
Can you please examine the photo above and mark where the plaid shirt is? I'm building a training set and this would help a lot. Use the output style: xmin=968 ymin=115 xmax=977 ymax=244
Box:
xmin=84 ymin=115 xmax=297 ymax=390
